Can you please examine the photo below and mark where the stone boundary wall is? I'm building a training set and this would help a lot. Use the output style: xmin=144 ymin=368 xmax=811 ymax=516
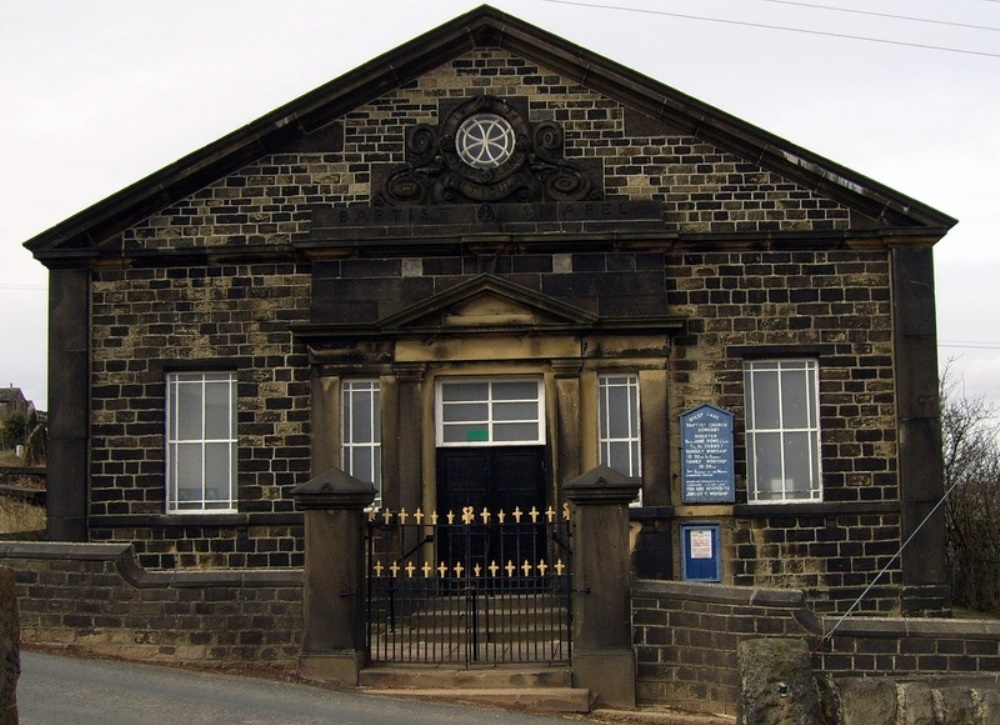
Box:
xmin=4 ymin=545 xmax=999 ymax=718
xmin=633 ymin=579 xmax=1000 ymax=717
xmin=0 ymin=542 xmax=302 ymax=668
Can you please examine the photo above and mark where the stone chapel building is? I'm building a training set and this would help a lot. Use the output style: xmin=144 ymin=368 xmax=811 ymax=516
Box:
xmin=25 ymin=6 xmax=956 ymax=615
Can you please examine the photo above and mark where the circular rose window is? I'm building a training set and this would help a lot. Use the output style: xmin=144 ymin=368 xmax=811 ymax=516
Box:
xmin=456 ymin=113 xmax=516 ymax=169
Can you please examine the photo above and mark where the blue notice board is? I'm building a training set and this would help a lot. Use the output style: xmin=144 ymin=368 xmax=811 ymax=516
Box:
xmin=680 ymin=403 xmax=735 ymax=504
xmin=681 ymin=523 xmax=721 ymax=582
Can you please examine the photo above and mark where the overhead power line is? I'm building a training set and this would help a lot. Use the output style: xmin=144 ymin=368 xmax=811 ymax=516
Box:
xmin=538 ymin=0 xmax=1000 ymax=58
xmin=940 ymin=341 xmax=1000 ymax=350
xmin=754 ymin=0 xmax=1000 ymax=33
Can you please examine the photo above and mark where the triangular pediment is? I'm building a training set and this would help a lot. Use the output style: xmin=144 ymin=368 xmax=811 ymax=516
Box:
xmin=379 ymin=275 xmax=598 ymax=333
xmin=24 ymin=5 xmax=955 ymax=263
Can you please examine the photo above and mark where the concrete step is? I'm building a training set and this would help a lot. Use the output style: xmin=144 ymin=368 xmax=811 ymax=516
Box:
xmin=363 ymin=686 xmax=592 ymax=713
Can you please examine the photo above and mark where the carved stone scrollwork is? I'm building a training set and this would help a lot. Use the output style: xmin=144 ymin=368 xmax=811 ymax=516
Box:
xmin=375 ymin=95 xmax=601 ymax=206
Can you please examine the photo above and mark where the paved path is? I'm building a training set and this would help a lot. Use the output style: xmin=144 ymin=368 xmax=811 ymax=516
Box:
xmin=16 ymin=650 xmax=579 ymax=725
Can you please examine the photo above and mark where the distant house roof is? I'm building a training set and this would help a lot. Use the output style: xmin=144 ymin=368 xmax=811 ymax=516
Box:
xmin=23 ymin=4 xmax=957 ymax=266
xmin=0 ymin=388 xmax=28 ymax=421
xmin=0 ymin=388 xmax=26 ymax=406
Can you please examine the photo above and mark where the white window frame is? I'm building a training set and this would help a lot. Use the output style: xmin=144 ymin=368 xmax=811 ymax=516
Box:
xmin=165 ymin=371 xmax=238 ymax=514
xmin=436 ymin=377 xmax=545 ymax=447
xmin=598 ymin=373 xmax=643 ymax=505
xmin=743 ymin=358 xmax=822 ymax=504
xmin=341 ymin=379 xmax=382 ymax=509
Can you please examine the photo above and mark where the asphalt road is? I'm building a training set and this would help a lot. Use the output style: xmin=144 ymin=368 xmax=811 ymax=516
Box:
xmin=16 ymin=650 xmax=580 ymax=725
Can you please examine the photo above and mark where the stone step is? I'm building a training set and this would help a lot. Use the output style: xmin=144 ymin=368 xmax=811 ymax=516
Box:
xmin=363 ymin=686 xmax=592 ymax=713
xmin=359 ymin=664 xmax=574 ymax=689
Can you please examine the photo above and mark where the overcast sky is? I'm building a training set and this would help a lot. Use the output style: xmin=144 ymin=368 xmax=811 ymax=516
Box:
xmin=1 ymin=0 xmax=998 ymax=411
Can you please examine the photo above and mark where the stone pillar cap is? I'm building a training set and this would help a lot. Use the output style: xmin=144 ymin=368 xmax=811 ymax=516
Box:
xmin=563 ymin=465 xmax=641 ymax=504
xmin=293 ymin=467 xmax=376 ymax=510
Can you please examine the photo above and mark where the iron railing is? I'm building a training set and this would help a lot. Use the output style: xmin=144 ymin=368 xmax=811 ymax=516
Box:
xmin=366 ymin=504 xmax=572 ymax=666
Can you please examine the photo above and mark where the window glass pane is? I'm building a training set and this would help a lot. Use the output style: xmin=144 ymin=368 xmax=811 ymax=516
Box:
xmin=492 ymin=381 xmax=538 ymax=400
xmin=494 ymin=422 xmax=538 ymax=442
xmin=750 ymin=369 xmax=780 ymax=429
xmin=494 ymin=402 xmax=536 ymax=422
xmin=204 ymin=442 xmax=232 ymax=503
xmin=175 ymin=443 xmax=203 ymax=503
xmin=443 ymin=424 xmax=489 ymax=444
xmin=605 ymin=388 xmax=633 ymax=438
xmin=443 ymin=403 xmax=488 ymax=423
xmin=806 ymin=369 xmax=818 ymax=427
xmin=783 ymin=432 xmax=814 ymax=497
xmin=780 ymin=369 xmax=809 ymax=429
xmin=606 ymin=441 xmax=630 ymax=475
xmin=751 ymin=432 xmax=784 ymax=500
xmin=350 ymin=393 xmax=374 ymax=442
xmin=372 ymin=448 xmax=382 ymax=488
xmin=176 ymin=381 xmax=203 ymax=441
xmin=204 ymin=380 xmax=232 ymax=438
xmin=351 ymin=449 xmax=374 ymax=484
xmin=442 ymin=382 xmax=488 ymax=402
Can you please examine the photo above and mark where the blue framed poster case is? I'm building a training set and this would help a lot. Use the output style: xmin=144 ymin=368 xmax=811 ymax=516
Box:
xmin=680 ymin=523 xmax=721 ymax=582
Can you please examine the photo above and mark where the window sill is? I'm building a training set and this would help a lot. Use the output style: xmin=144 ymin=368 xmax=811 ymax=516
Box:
xmin=733 ymin=501 xmax=898 ymax=517
xmin=623 ymin=501 xmax=899 ymax=520
xmin=88 ymin=512 xmax=303 ymax=528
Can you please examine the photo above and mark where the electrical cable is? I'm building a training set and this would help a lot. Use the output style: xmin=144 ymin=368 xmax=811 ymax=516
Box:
xmin=818 ymin=474 xmax=960 ymax=647
xmin=537 ymin=0 xmax=1000 ymax=58
xmin=752 ymin=0 xmax=1000 ymax=33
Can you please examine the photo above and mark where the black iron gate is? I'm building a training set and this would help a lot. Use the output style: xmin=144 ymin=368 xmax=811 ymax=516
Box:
xmin=365 ymin=504 xmax=572 ymax=666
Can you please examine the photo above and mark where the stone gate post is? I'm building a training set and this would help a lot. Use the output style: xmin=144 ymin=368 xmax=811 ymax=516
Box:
xmin=293 ymin=468 xmax=375 ymax=686
xmin=564 ymin=465 xmax=641 ymax=709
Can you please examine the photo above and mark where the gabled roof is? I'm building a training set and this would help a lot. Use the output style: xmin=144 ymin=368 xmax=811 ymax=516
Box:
xmin=24 ymin=4 xmax=956 ymax=263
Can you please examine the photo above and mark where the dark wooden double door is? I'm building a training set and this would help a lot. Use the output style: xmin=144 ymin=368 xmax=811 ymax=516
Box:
xmin=436 ymin=446 xmax=547 ymax=574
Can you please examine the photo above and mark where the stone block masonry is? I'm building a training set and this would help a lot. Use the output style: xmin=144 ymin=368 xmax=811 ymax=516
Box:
xmin=88 ymin=262 xmax=311 ymax=569
xmin=633 ymin=579 xmax=1000 ymax=717
xmin=79 ymin=47 xmax=879 ymax=585
xmin=0 ymin=543 xmax=302 ymax=668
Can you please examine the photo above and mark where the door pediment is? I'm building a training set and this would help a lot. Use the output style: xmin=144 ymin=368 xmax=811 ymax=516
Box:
xmin=378 ymin=274 xmax=598 ymax=334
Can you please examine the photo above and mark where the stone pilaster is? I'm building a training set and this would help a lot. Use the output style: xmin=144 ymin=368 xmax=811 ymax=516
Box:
xmin=46 ymin=268 xmax=90 ymax=542
xmin=892 ymin=246 xmax=950 ymax=614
